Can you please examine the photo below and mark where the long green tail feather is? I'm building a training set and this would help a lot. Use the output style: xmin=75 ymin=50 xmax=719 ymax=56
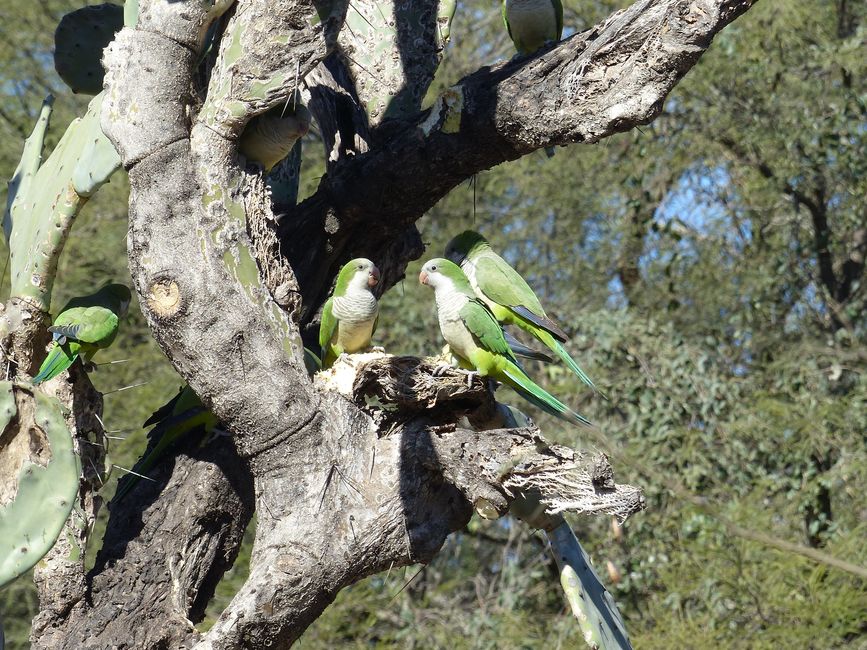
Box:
xmin=32 ymin=343 xmax=78 ymax=385
xmin=501 ymin=362 xmax=592 ymax=427
xmin=537 ymin=330 xmax=598 ymax=393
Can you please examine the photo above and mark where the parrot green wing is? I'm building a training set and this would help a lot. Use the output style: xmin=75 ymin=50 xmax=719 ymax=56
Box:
xmin=459 ymin=299 xmax=517 ymax=361
xmin=474 ymin=256 xmax=568 ymax=341
xmin=554 ymin=0 xmax=564 ymax=38
xmin=50 ymin=306 xmax=119 ymax=345
xmin=318 ymin=297 xmax=338 ymax=361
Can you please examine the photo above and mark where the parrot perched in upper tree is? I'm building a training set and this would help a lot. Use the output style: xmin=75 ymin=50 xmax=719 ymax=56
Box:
xmin=239 ymin=101 xmax=312 ymax=172
xmin=32 ymin=283 xmax=132 ymax=385
xmin=445 ymin=230 xmax=598 ymax=393
xmin=502 ymin=0 xmax=563 ymax=56
xmin=419 ymin=258 xmax=591 ymax=427
xmin=319 ymin=258 xmax=381 ymax=368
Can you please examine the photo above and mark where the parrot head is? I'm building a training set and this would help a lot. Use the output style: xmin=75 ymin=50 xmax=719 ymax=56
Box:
xmin=418 ymin=258 xmax=473 ymax=293
xmin=336 ymin=258 xmax=380 ymax=294
xmin=444 ymin=230 xmax=489 ymax=266
xmin=99 ymin=283 xmax=133 ymax=316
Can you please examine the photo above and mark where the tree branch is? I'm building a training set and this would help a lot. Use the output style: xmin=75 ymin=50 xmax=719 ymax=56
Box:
xmin=279 ymin=0 xmax=758 ymax=319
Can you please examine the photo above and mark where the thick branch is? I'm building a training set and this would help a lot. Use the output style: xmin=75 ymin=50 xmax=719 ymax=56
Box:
xmin=196 ymin=354 xmax=643 ymax=648
xmin=279 ymin=0 xmax=757 ymax=318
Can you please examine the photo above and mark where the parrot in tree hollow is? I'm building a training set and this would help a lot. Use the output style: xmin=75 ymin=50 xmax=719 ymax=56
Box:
xmin=32 ymin=283 xmax=131 ymax=385
xmin=239 ymin=100 xmax=312 ymax=172
xmin=319 ymin=258 xmax=381 ymax=369
xmin=419 ymin=258 xmax=591 ymax=427
xmin=445 ymin=230 xmax=598 ymax=393
xmin=502 ymin=0 xmax=563 ymax=56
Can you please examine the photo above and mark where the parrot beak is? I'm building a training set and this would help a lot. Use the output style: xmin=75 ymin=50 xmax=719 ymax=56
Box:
xmin=368 ymin=266 xmax=381 ymax=287
xmin=419 ymin=270 xmax=429 ymax=286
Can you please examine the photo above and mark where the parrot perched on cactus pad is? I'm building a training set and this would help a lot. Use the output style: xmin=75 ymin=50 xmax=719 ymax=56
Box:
xmin=445 ymin=230 xmax=597 ymax=393
xmin=33 ymin=283 xmax=131 ymax=385
xmin=419 ymin=258 xmax=590 ymax=427
xmin=319 ymin=258 xmax=381 ymax=368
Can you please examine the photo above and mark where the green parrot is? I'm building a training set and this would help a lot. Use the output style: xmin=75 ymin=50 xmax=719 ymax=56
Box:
xmin=319 ymin=258 xmax=381 ymax=369
xmin=32 ymin=283 xmax=132 ymax=385
xmin=239 ymin=101 xmax=312 ymax=172
xmin=445 ymin=230 xmax=597 ymax=393
xmin=502 ymin=0 xmax=563 ymax=56
xmin=419 ymin=258 xmax=591 ymax=427
xmin=113 ymin=346 xmax=321 ymax=503
xmin=112 ymin=385 xmax=219 ymax=504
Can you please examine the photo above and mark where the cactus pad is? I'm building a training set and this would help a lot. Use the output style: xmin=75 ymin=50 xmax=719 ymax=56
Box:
xmin=4 ymin=93 xmax=121 ymax=310
xmin=0 ymin=384 xmax=81 ymax=588
xmin=54 ymin=4 xmax=125 ymax=95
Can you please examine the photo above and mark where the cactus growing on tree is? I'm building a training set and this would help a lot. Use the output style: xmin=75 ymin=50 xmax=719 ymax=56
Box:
xmin=0 ymin=383 xmax=80 ymax=588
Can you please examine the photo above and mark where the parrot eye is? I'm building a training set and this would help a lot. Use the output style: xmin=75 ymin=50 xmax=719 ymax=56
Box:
xmin=430 ymin=265 xmax=437 ymax=271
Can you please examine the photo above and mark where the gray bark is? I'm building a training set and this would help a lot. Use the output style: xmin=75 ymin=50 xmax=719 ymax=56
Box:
xmin=28 ymin=0 xmax=755 ymax=647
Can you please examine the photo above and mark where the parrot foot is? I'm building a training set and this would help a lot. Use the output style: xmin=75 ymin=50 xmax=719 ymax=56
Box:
xmin=432 ymin=363 xmax=453 ymax=377
xmin=370 ymin=346 xmax=386 ymax=354
xmin=464 ymin=370 xmax=480 ymax=388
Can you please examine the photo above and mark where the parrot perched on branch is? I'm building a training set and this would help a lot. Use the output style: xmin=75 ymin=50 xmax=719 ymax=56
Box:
xmin=419 ymin=258 xmax=591 ymax=427
xmin=445 ymin=230 xmax=598 ymax=393
xmin=32 ymin=283 xmax=131 ymax=385
xmin=113 ymin=346 xmax=320 ymax=503
xmin=239 ymin=100 xmax=312 ymax=172
xmin=502 ymin=0 xmax=563 ymax=56
xmin=319 ymin=258 xmax=381 ymax=368
xmin=112 ymin=385 xmax=219 ymax=504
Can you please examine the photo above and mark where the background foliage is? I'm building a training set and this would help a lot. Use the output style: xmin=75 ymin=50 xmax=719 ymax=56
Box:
xmin=2 ymin=0 xmax=865 ymax=647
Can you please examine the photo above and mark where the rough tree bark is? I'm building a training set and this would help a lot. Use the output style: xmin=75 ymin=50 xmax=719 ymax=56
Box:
xmin=27 ymin=0 xmax=755 ymax=648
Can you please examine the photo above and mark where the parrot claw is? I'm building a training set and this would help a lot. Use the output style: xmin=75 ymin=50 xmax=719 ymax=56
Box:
xmin=370 ymin=346 xmax=386 ymax=354
xmin=464 ymin=370 xmax=479 ymax=388
xmin=432 ymin=363 xmax=452 ymax=377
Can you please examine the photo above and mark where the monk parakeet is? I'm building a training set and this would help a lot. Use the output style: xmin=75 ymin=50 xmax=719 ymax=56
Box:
xmin=32 ymin=283 xmax=131 ymax=385
xmin=445 ymin=230 xmax=597 ymax=393
xmin=319 ymin=258 xmax=381 ymax=368
xmin=502 ymin=0 xmax=563 ymax=56
xmin=239 ymin=101 xmax=312 ymax=172
xmin=419 ymin=258 xmax=590 ymax=427
xmin=112 ymin=385 xmax=219 ymax=504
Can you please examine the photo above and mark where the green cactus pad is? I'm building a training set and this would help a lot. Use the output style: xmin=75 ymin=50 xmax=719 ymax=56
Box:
xmin=54 ymin=3 xmax=124 ymax=95
xmin=4 ymin=92 xmax=120 ymax=310
xmin=0 ymin=385 xmax=81 ymax=588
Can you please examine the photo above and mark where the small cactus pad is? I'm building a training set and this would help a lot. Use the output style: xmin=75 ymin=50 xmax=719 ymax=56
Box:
xmin=54 ymin=4 xmax=124 ymax=95
xmin=0 ymin=384 xmax=81 ymax=588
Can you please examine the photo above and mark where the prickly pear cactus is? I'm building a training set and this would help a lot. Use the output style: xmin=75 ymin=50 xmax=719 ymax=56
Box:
xmin=0 ymin=383 xmax=81 ymax=588
xmin=3 ymin=93 xmax=121 ymax=312
xmin=54 ymin=3 xmax=125 ymax=95
xmin=339 ymin=0 xmax=457 ymax=125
